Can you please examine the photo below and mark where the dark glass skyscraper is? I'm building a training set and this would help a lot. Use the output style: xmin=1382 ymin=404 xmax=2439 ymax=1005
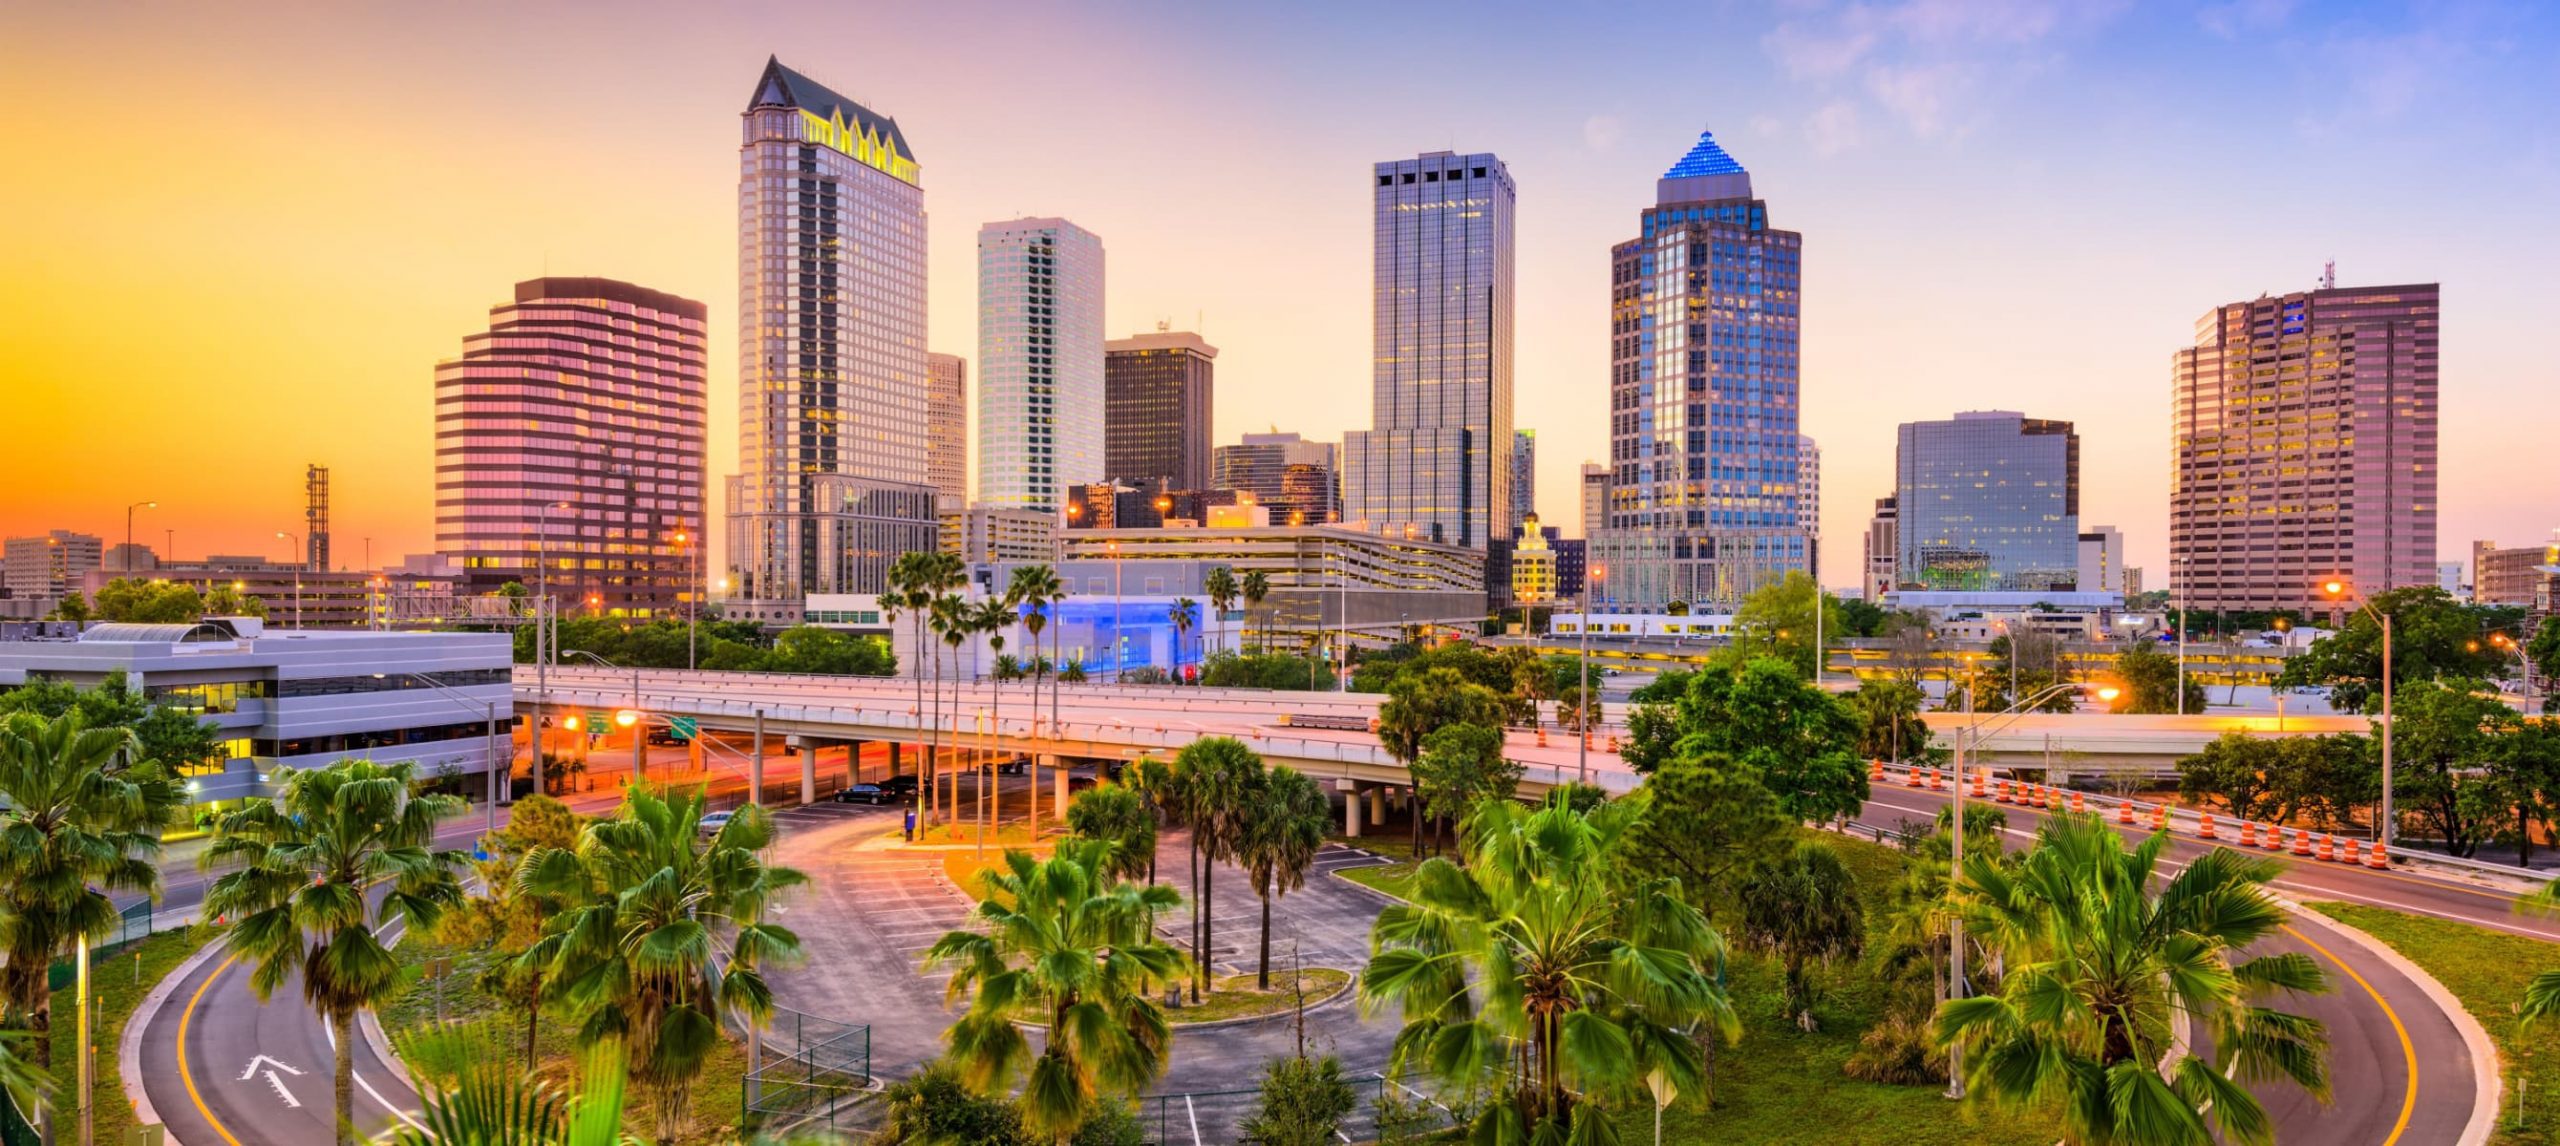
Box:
xmin=1104 ymin=330 xmax=1215 ymax=491
xmin=1590 ymin=129 xmax=1806 ymax=609
xmin=1894 ymin=411 xmax=2081 ymax=591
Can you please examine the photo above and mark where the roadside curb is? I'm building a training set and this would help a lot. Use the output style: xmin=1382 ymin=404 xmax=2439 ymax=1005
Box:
xmin=121 ymin=927 xmax=226 ymax=1146
xmin=361 ymin=1008 xmax=414 ymax=1093
xmin=2282 ymin=898 xmax=2502 ymax=1146
xmin=1166 ymin=973 xmax=1358 ymax=1032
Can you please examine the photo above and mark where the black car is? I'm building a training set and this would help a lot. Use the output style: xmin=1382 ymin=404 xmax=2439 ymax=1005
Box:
xmin=835 ymin=783 xmax=889 ymax=805
xmin=873 ymin=774 xmax=920 ymax=798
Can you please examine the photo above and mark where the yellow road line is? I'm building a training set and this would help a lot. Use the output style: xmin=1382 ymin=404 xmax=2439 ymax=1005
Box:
xmin=177 ymin=952 xmax=246 ymax=1146
xmin=2283 ymin=923 xmax=2417 ymax=1146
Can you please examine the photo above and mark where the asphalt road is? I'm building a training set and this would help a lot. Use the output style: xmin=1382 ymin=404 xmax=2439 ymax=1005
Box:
xmin=1853 ymin=782 xmax=2490 ymax=1146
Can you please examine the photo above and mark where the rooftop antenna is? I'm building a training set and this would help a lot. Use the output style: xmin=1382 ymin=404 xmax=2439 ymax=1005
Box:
xmin=2319 ymin=259 xmax=2335 ymax=290
xmin=1157 ymin=318 xmax=1170 ymax=333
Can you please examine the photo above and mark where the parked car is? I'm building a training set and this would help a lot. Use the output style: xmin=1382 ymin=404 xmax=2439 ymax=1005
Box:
xmin=835 ymin=783 xmax=890 ymax=805
xmin=1066 ymin=773 xmax=1100 ymax=795
xmin=697 ymin=810 xmax=734 ymax=837
xmin=874 ymin=774 xmax=920 ymax=799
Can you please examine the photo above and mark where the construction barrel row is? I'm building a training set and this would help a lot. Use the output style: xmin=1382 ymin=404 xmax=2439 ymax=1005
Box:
xmin=1866 ymin=760 xmax=2392 ymax=870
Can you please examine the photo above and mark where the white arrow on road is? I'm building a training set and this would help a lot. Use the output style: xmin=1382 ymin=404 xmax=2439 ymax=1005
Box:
xmin=240 ymin=1054 xmax=306 ymax=1108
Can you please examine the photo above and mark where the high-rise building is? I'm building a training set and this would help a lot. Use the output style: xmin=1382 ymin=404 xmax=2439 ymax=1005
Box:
xmin=1798 ymin=434 xmax=1821 ymax=581
xmin=1579 ymin=463 xmax=1608 ymax=539
xmin=926 ymin=353 xmax=969 ymax=512
xmin=2173 ymin=282 xmax=2439 ymax=613
xmin=437 ymin=277 xmax=709 ymax=618
xmin=979 ymin=217 xmax=1105 ymax=514
xmin=728 ymin=58 xmax=936 ymax=615
xmin=1213 ymin=432 xmax=1337 ymax=525
xmin=1895 ymin=412 xmax=2080 ymax=591
xmin=2475 ymin=537 xmax=2560 ymax=607
xmin=3 ymin=531 xmax=102 ymax=608
xmin=1342 ymin=151 xmax=1516 ymax=549
xmin=1510 ymin=429 xmax=1537 ymax=528
xmin=304 ymin=464 xmax=330 ymax=572
xmin=2077 ymin=526 xmax=2125 ymax=594
xmin=1864 ymin=496 xmax=1897 ymax=597
xmin=1104 ymin=330 xmax=1215 ymax=492
xmin=1590 ymin=129 xmax=1807 ymax=610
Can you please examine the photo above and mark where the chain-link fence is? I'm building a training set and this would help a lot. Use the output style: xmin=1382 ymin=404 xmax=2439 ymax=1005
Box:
xmin=48 ymin=900 xmax=164 ymax=992
xmin=742 ymin=1006 xmax=876 ymax=1135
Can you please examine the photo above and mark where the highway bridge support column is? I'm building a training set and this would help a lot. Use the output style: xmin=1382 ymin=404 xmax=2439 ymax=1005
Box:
xmin=1369 ymin=786 xmax=1386 ymax=827
xmin=1343 ymin=782 xmax=1363 ymax=838
xmin=888 ymin=741 xmax=902 ymax=778
xmin=1055 ymin=766 xmax=1068 ymax=818
xmin=801 ymin=738 xmax=818 ymax=805
xmin=844 ymin=737 xmax=864 ymax=785
xmin=750 ymin=711 xmax=765 ymax=807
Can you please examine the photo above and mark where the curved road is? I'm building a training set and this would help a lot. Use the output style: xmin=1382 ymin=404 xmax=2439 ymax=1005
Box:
xmin=141 ymin=940 xmax=425 ymax=1146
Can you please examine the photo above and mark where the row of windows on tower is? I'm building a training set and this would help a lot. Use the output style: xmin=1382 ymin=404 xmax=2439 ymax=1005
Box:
xmin=1379 ymin=167 xmax=1491 ymax=186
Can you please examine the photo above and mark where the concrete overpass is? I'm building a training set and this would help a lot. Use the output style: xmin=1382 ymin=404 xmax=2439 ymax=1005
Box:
xmin=1922 ymin=711 xmax=2369 ymax=779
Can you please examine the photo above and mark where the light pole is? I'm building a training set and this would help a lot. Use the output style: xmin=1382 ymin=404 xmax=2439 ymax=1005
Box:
xmin=274 ymin=531 xmax=303 ymax=628
xmin=674 ymin=529 xmax=699 ymax=670
xmin=2322 ymin=579 xmax=2395 ymax=852
xmin=531 ymin=501 xmax=571 ymax=795
xmin=1578 ymin=565 xmax=1604 ymax=785
xmin=563 ymin=649 xmax=645 ymax=786
xmin=1109 ymin=539 xmax=1122 ymax=677
xmin=376 ymin=671 xmax=505 ymax=838
xmin=125 ymin=500 xmax=156 ymax=563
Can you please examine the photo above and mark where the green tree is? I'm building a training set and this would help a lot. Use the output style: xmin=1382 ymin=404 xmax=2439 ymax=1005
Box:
xmin=2497 ymin=721 xmax=2560 ymax=865
xmin=1375 ymin=667 xmax=1504 ymax=854
xmin=1239 ymin=570 xmax=1270 ymax=653
xmin=1727 ymin=569 xmax=1846 ymax=678
xmin=204 ymin=759 xmax=469 ymax=1146
xmin=44 ymin=592 xmax=90 ymax=624
xmin=2276 ymin=586 xmax=2510 ymax=713
xmin=2109 ymin=641 xmax=2206 ymax=714
xmin=1007 ymin=563 xmax=1068 ymax=832
xmin=1648 ymin=657 xmax=1870 ymax=824
xmin=1940 ymin=817 xmax=2330 ymax=1146
xmin=878 ymin=1059 xmax=1028 ymax=1143
xmin=2175 ymin=733 xmax=2291 ymax=824
xmin=766 ymin=624 xmax=895 ymax=675
xmin=1407 ymin=722 xmax=1521 ymax=857
xmin=1848 ymin=678 xmax=1932 ymax=763
xmin=1059 ymin=659 xmax=1088 ymax=684
xmin=1619 ymin=750 xmax=1790 ymax=916
xmin=2530 ymin=622 xmax=2560 ymax=714
xmin=1204 ymin=566 xmax=1238 ymax=661
xmin=1837 ymin=597 xmax=1890 ymax=638
xmin=0 ymin=710 xmax=184 ymax=1082
xmin=1168 ymin=737 xmax=1262 ymax=999
xmin=202 ymin=583 xmax=268 ymax=618
xmin=437 ymin=794 xmax=584 ymax=1067
xmin=1064 ymin=783 xmax=1158 ymax=884
xmin=2386 ymin=679 xmax=2515 ymax=857
xmin=1985 ymin=627 xmax=2076 ymax=712
xmin=1235 ymin=766 xmax=1330 ymax=988
xmin=925 ymin=839 xmax=1184 ymax=1143
xmin=92 ymin=577 xmax=205 ymax=623
xmin=1240 ymin=1054 xmax=1359 ymax=1146
xmin=1360 ymin=798 xmax=1738 ymax=1141
xmin=514 ymin=788 xmax=806 ymax=1138
xmin=1736 ymin=840 xmax=1865 ymax=1031
xmin=1167 ymin=597 xmax=1199 ymax=678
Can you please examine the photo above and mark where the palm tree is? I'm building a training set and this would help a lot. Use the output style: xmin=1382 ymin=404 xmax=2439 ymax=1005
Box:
xmin=0 ymin=710 xmax=183 ymax=1087
xmin=1063 ymin=783 xmax=1157 ymax=883
xmin=1168 ymin=597 xmax=1200 ymax=682
xmin=1170 ymin=736 xmax=1263 ymax=1000
xmin=925 ymin=839 xmax=1184 ymax=1143
xmin=1240 ymin=570 xmax=1271 ymax=654
xmin=1235 ymin=766 xmax=1328 ymax=989
xmin=516 ymin=787 xmax=806 ymax=1139
xmin=1204 ymin=566 xmax=1238 ymax=663
xmin=203 ymin=758 xmax=468 ymax=1146
xmin=1939 ymin=816 xmax=2331 ymax=1146
xmin=972 ymin=595 xmax=1016 ymax=846
xmin=929 ymin=591 xmax=975 ymax=825
xmin=1736 ymin=840 xmax=1865 ymax=1031
xmin=1006 ymin=564 xmax=1063 ymax=836
xmin=1060 ymin=659 xmax=1088 ymax=684
xmin=1361 ymin=797 xmax=1738 ymax=1140
xmin=884 ymin=553 xmax=937 ymax=821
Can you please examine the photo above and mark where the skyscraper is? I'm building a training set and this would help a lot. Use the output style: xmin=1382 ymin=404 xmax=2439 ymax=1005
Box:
xmin=1510 ymin=429 xmax=1537 ymax=528
xmin=436 ymin=277 xmax=707 ymax=617
xmin=1590 ymin=129 xmax=1806 ymax=610
xmin=1894 ymin=411 xmax=2080 ymax=591
xmin=1342 ymin=151 xmax=1515 ymax=548
xmin=2172 ymin=282 xmax=2439 ymax=613
xmin=1213 ymin=432 xmax=1337 ymax=525
xmin=1798 ymin=434 xmax=1821 ymax=582
xmin=2077 ymin=526 xmax=2125 ymax=594
xmin=1579 ymin=462 xmax=1608 ymax=539
xmin=1104 ymin=329 xmax=1215 ymax=491
xmin=926 ymin=352 xmax=969 ymax=512
xmin=728 ymin=58 xmax=936 ymax=612
xmin=979 ymin=217 xmax=1105 ymax=514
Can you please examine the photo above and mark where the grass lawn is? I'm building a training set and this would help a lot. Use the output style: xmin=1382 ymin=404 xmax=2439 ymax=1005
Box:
xmin=1335 ymin=858 xmax=1423 ymax=902
xmin=382 ymin=931 xmax=750 ymax=1145
xmin=47 ymin=926 xmax=215 ymax=1146
xmin=1167 ymin=969 xmax=1351 ymax=1025
xmin=2306 ymin=901 xmax=2560 ymax=1145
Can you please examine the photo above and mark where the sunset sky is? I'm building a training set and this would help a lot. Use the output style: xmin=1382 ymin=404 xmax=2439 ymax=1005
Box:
xmin=4 ymin=1 xmax=2555 ymax=582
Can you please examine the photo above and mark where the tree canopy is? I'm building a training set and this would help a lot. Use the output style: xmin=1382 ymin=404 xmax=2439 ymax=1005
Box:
xmin=1625 ymin=657 xmax=1870 ymax=824
xmin=2276 ymin=586 xmax=2516 ymax=713
xmin=1725 ymin=570 xmax=1847 ymax=679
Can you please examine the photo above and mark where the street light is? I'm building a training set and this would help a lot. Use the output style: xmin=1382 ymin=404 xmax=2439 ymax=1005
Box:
xmin=125 ymin=500 xmax=156 ymax=563
xmin=2320 ymin=578 xmax=2395 ymax=854
xmin=274 ymin=531 xmax=303 ymax=628
xmin=563 ymin=649 xmax=645 ymax=785
xmin=530 ymin=501 xmax=573 ymax=796
xmin=373 ymin=671 xmax=505 ymax=837
xmin=1578 ymin=564 xmax=1605 ymax=785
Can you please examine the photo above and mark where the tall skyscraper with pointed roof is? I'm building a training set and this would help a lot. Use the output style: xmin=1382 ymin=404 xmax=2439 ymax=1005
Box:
xmin=1589 ymin=129 xmax=1807 ymax=610
xmin=725 ymin=58 xmax=936 ymax=620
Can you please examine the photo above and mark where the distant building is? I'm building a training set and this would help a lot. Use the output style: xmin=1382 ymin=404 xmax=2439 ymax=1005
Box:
xmin=84 ymin=558 xmax=377 ymax=630
xmin=979 ymin=217 xmax=1106 ymax=514
xmin=926 ymin=353 xmax=970 ymax=512
xmin=1579 ymin=463 xmax=1608 ymax=539
xmin=2124 ymin=567 xmax=2144 ymax=598
xmin=1509 ymin=514 xmax=1557 ymax=606
xmin=2173 ymin=282 xmax=2438 ymax=612
xmin=2476 ymin=539 xmax=2560 ymax=606
xmin=1511 ymin=430 xmax=1537 ymax=529
xmin=2438 ymin=561 xmax=2467 ymax=599
xmin=1799 ymin=434 xmax=1821 ymax=580
xmin=1343 ymin=151 xmax=1516 ymax=549
xmin=942 ymin=505 xmax=1057 ymax=567
xmin=1039 ymin=524 xmax=1485 ymax=648
xmin=1104 ymin=330 xmax=1215 ymax=493
xmin=1554 ymin=538 xmax=1588 ymax=601
xmin=436 ymin=277 xmax=707 ymax=618
xmin=1212 ymin=432 xmax=1338 ymax=525
xmin=1864 ymin=497 xmax=1898 ymax=598
xmin=1895 ymin=411 xmax=2080 ymax=591
xmin=4 ymin=531 xmax=102 ymax=608
xmin=2078 ymin=526 xmax=2126 ymax=594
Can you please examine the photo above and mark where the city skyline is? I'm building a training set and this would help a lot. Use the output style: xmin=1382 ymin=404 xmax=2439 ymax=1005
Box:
xmin=4 ymin=3 xmax=2555 ymax=583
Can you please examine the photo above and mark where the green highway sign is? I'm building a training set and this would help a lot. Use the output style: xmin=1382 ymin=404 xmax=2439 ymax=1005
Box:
xmin=670 ymin=717 xmax=698 ymax=740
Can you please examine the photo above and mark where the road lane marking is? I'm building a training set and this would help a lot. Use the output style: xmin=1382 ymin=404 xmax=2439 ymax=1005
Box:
xmin=2283 ymin=923 xmax=2418 ymax=1146
xmin=177 ymin=952 xmax=247 ymax=1146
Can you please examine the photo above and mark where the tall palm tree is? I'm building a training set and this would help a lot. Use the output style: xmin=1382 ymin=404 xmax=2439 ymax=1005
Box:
xmin=1736 ymin=839 xmax=1865 ymax=1031
xmin=925 ymin=839 xmax=1184 ymax=1143
xmin=884 ymin=553 xmax=935 ymax=820
xmin=929 ymin=591 xmax=973 ymax=825
xmin=973 ymin=595 xmax=1017 ymax=844
xmin=1063 ymin=782 xmax=1157 ymax=884
xmin=1169 ymin=736 xmax=1263 ymax=1000
xmin=204 ymin=758 xmax=468 ymax=1146
xmin=1939 ymin=816 xmax=2331 ymax=1146
xmin=1006 ymin=564 xmax=1063 ymax=835
xmin=1361 ymin=797 xmax=1738 ymax=1141
xmin=1235 ymin=766 xmax=1328 ymax=989
xmin=0 ymin=710 xmax=183 ymax=1085
xmin=1167 ymin=597 xmax=1199 ymax=682
xmin=1204 ymin=566 xmax=1238 ymax=664
xmin=1240 ymin=570 xmax=1270 ymax=654
xmin=516 ymin=787 xmax=806 ymax=1139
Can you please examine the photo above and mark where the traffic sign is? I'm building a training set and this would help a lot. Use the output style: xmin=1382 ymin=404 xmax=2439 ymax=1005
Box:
xmin=670 ymin=716 xmax=698 ymax=740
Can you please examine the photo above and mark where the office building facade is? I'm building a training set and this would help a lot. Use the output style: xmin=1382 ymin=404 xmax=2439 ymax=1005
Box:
xmin=2172 ymin=283 xmax=2439 ymax=612
xmin=1895 ymin=411 xmax=2080 ymax=591
xmin=1590 ymin=129 xmax=1808 ymax=610
xmin=1342 ymin=151 xmax=1516 ymax=549
xmin=2476 ymin=538 xmax=2560 ymax=607
xmin=978 ymin=217 xmax=1105 ymax=514
xmin=927 ymin=352 xmax=969 ymax=511
xmin=1579 ymin=463 xmax=1608 ymax=539
xmin=1799 ymin=434 xmax=1821 ymax=580
xmin=728 ymin=59 xmax=936 ymax=613
xmin=436 ymin=277 xmax=707 ymax=618
xmin=1510 ymin=429 xmax=1537 ymax=527
xmin=1104 ymin=330 xmax=1215 ymax=492
xmin=1213 ymin=432 xmax=1338 ymax=525
xmin=1864 ymin=496 xmax=1898 ymax=597
xmin=2078 ymin=526 xmax=2126 ymax=595
xmin=3 ymin=531 xmax=102 ymax=609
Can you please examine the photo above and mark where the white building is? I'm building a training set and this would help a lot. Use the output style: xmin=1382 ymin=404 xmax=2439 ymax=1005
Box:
xmin=1798 ymin=434 xmax=1821 ymax=576
xmin=2078 ymin=526 xmax=2126 ymax=593
xmin=978 ymin=217 xmax=1105 ymax=514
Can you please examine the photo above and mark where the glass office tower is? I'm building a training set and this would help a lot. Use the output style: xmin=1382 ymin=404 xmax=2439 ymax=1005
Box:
xmin=1893 ymin=411 xmax=2081 ymax=591
xmin=978 ymin=217 xmax=1106 ymax=514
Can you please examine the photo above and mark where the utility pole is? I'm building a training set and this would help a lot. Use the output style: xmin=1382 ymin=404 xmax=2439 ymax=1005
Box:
xmin=1944 ymin=683 xmax=1971 ymax=1102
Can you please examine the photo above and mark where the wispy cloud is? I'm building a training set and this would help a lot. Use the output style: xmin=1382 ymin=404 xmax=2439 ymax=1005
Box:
xmin=1583 ymin=113 xmax=1626 ymax=152
xmin=1761 ymin=0 xmax=2131 ymax=147
xmin=2197 ymin=0 xmax=2297 ymax=39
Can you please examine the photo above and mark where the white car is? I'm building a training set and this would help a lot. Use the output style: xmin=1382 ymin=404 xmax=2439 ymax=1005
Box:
xmin=698 ymin=810 xmax=735 ymax=837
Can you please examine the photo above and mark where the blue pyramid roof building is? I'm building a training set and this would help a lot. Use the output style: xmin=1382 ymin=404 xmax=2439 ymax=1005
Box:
xmin=1663 ymin=129 xmax=1747 ymax=178
xmin=1656 ymin=126 xmax=1755 ymax=205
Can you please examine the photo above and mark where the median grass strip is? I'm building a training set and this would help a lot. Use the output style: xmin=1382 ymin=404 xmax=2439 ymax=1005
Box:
xmin=1334 ymin=858 xmax=1422 ymax=902
xmin=2305 ymin=901 xmax=2560 ymax=1145
xmin=51 ymin=926 xmax=214 ymax=1146
xmin=1166 ymin=968 xmax=1351 ymax=1025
